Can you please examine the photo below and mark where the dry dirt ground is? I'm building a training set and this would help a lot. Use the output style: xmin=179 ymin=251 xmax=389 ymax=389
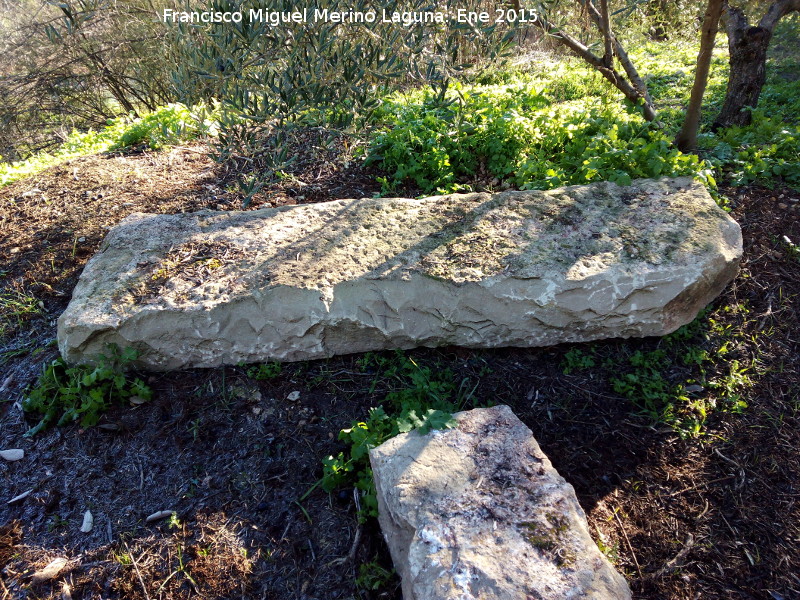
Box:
xmin=0 ymin=144 xmax=798 ymax=600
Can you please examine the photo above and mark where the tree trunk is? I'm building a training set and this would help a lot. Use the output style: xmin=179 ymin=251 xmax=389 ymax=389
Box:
xmin=675 ymin=0 xmax=724 ymax=151
xmin=713 ymin=6 xmax=771 ymax=128
xmin=713 ymin=0 xmax=800 ymax=129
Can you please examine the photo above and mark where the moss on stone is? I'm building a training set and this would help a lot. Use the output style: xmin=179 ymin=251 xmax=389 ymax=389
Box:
xmin=520 ymin=513 xmax=576 ymax=567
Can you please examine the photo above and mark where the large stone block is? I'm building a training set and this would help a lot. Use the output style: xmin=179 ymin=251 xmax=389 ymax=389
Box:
xmin=369 ymin=405 xmax=632 ymax=599
xmin=58 ymin=177 xmax=741 ymax=369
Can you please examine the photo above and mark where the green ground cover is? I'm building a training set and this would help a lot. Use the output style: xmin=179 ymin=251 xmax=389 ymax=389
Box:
xmin=2 ymin=26 xmax=797 ymax=193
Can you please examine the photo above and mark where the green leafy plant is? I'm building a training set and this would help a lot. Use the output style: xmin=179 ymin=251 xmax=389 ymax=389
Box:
xmin=355 ymin=557 xmax=395 ymax=591
xmin=369 ymin=80 xmax=713 ymax=194
xmin=703 ymin=111 xmax=800 ymax=187
xmin=562 ymin=348 xmax=596 ymax=374
xmin=595 ymin=532 xmax=620 ymax=564
xmin=110 ymin=103 xmax=215 ymax=151
xmin=245 ymin=361 xmax=282 ymax=381
xmin=610 ymin=307 xmax=754 ymax=436
xmin=559 ymin=303 xmax=755 ymax=437
xmin=22 ymin=344 xmax=152 ymax=436
xmin=321 ymin=352 xmax=467 ymax=520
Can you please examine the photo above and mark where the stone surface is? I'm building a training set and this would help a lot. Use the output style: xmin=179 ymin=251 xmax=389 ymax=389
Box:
xmin=369 ymin=405 xmax=631 ymax=600
xmin=58 ymin=177 xmax=742 ymax=369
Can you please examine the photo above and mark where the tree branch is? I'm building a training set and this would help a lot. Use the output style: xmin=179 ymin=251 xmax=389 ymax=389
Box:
xmin=532 ymin=13 xmax=657 ymax=121
xmin=599 ymin=0 xmax=614 ymax=67
xmin=759 ymin=0 xmax=800 ymax=32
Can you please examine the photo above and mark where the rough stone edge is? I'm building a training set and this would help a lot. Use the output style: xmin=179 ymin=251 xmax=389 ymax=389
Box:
xmin=369 ymin=405 xmax=632 ymax=600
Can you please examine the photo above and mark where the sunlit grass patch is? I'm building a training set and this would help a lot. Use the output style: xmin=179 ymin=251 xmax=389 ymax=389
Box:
xmin=0 ymin=103 xmax=218 ymax=188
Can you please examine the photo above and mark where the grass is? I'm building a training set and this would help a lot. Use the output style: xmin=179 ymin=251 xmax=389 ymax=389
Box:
xmin=0 ymin=103 xmax=219 ymax=188
xmin=0 ymin=288 xmax=42 ymax=340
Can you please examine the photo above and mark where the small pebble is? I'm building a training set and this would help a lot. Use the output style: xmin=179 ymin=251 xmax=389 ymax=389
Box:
xmin=32 ymin=557 xmax=68 ymax=583
xmin=80 ymin=510 xmax=94 ymax=533
xmin=145 ymin=510 xmax=175 ymax=523
xmin=0 ymin=449 xmax=24 ymax=462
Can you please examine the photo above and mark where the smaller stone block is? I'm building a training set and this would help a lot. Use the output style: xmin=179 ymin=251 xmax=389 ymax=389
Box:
xmin=369 ymin=405 xmax=631 ymax=600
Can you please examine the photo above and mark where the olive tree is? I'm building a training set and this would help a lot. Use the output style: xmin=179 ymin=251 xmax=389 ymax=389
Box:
xmin=170 ymin=0 xmax=513 ymax=184
xmin=529 ymin=0 xmax=658 ymax=121
xmin=0 ymin=0 xmax=177 ymax=161
xmin=714 ymin=0 xmax=800 ymax=128
xmin=675 ymin=0 xmax=725 ymax=151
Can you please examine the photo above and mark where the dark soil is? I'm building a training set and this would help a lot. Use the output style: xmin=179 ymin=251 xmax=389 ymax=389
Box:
xmin=1 ymin=144 xmax=799 ymax=600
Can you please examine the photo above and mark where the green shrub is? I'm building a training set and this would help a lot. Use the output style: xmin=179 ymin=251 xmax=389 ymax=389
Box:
xmin=22 ymin=345 xmax=152 ymax=436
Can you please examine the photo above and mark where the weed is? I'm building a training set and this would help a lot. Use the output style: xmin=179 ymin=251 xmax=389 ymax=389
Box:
xmin=111 ymin=104 xmax=212 ymax=151
xmin=562 ymin=348 xmax=596 ymax=374
xmin=188 ymin=418 xmax=201 ymax=441
xmin=321 ymin=351 xmax=473 ymax=521
xmin=369 ymin=83 xmax=708 ymax=194
xmin=558 ymin=303 xmax=757 ymax=437
xmin=355 ymin=557 xmax=395 ymax=591
xmin=595 ymin=531 xmax=620 ymax=564
xmin=46 ymin=515 xmax=68 ymax=532
xmin=113 ymin=552 xmax=133 ymax=566
xmin=22 ymin=344 xmax=152 ymax=436
xmin=245 ymin=361 xmax=282 ymax=381
xmin=156 ymin=543 xmax=198 ymax=594
xmin=168 ymin=513 xmax=182 ymax=530
xmin=703 ymin=111 xmax=800 ymax=187
xmin=0 ymin=289 xmax=43 ymax=340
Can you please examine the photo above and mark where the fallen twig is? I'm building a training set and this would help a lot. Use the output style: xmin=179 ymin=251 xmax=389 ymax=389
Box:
xmin=643 ymin=533 xmax=695 ymax=580
xmin=328 ymin=489 xmax=364 ymax=567
xmin=123 ymin=541 xmax=151 ymax=600
xmin=613 ymin=506 xmax=642 ymax=579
